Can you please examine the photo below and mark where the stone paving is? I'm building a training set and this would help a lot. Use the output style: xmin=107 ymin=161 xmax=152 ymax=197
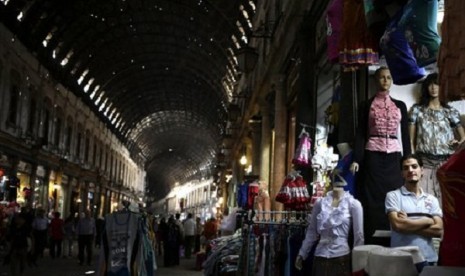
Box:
xmin=0 ymin=247 xmax=203 ymax=276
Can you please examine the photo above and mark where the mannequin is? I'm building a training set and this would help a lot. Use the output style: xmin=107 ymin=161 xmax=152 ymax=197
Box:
xmin=255 ymin=181 xmax=271 ymax=221
xmin=295 ymin=172 xmax=364 ymax=275
xmin=409 ymin=72 xmax=465 ymax=205
xmin=350 ymin=66 xmax=410 ymax=245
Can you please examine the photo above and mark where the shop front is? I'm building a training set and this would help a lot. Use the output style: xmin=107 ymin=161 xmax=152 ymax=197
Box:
xmin=15 ymin=161 xmax=32 ymax=206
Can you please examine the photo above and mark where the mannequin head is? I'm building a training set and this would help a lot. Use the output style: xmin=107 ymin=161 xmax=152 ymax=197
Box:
xmin=374 ymin=66 xmax=392 ymax=93
xmin=420 ymin=72 xmax=445 ymax=106
xmin=337 ymin=142 xmax=351 ymax=157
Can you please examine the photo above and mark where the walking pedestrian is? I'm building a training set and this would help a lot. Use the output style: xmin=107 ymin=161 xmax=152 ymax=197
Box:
xmin=76 ymin=210 xmax=96 ymax=266
xmin=49 ymin=211 xmax=64 ymax=259
xmin=63 ymin=214 xmax=75 ymax=258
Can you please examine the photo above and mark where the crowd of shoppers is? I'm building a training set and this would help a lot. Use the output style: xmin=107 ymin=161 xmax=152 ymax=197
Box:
xmin=0 ymin=206 xmax=99 ymax=275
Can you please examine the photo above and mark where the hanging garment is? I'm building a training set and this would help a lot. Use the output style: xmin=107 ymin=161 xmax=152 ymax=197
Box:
xmin=247 ymin=181 xmax=260 ymax=210
xmin=437 ymin=149 xmax=465 ymax=267
xmin=380 ymin=7 xmax=426 ymax=85
xmin=135 ymin=218 xmax=157 ymax=276
xmin=438 ymin=0 xmax=465 ymax=101
xmin=398 ymin=0 xmax=441 ymax=67
xmin=292 ymin=131 xmax=312 ymax=167
xmin=276 ymin=175 xmax=311 ymax=210
xmin=237 ymin=181 xmax=249 ymax=209
xmin=99 ymin=211 xmax=140 ymax=276
xmin=326 ymin=0 xmax=344 ymax=63
xmin=363 ymin=0 xmax=390 ymax=42
xmin=338 ymin=0 xmax=379 ymax=71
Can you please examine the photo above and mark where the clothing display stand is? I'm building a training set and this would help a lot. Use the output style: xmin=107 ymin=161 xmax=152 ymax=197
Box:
xmin=237 ymin=210 xmax=312 ymax=276
xmin=97 ymin=201 xmax=157 ymax=276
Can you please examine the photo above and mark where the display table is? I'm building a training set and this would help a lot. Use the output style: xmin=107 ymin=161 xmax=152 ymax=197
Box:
xmin=420 ymin=266 xmax=465 ymax=276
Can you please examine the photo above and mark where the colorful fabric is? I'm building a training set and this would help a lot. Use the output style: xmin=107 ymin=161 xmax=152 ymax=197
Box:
xmin=326 ymin=0 xmax=344 ymax=63
xmin=292 ymin=131 xmax=312 ymax=167
xmin=275 ymin=175 xmax=311 ymax=210
xmin=353 ymin=94 xmax=410 ymax=163
xmin=379 ymin=7 xmax=426 ymax=85
xmin=409 ymin=104 xmax=462 ymax=156
xmin=247 ymin=181 xmax=260 ymax=209
xmin=398 ymin=0 xmax=441 ymax=67
xmin=338 ymin=0 xmax=379 ymax=71
xmin=365 ymin=92 xmax=403 ymax=153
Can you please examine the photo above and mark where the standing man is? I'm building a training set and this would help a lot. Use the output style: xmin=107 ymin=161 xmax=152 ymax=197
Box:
xmin=385 ymin=154 xmax=443 ymax=269
xmin=194 ymin=216 xmax=203 ymax=253
xmin=76 ymin=210 xmax=96 ymax=266
xmin=183 ymin=213 xmax=196 ymax=258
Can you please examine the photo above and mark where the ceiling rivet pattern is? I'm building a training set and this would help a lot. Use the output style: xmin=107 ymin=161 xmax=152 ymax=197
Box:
xmin=0 ymin=0 xmax=255 ymax=199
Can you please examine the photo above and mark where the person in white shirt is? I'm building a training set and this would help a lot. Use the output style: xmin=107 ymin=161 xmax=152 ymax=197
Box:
xmin=385 ymin=154 xmax=443 ymax=271
xmin=183 ymin=213 xmax=196 ymax=258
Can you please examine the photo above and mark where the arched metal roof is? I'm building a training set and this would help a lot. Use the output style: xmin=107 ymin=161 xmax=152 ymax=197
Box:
xmin=0 ymin=0 xmax=255 ymax=199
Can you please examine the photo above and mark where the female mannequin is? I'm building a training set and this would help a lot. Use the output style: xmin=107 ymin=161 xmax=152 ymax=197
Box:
xmin=409 ymin=72 xmax=465 ymax=205
xmin=295 ymin=175 xmax=364 ymax=275
xmin=350 ymin=66 xmax=410 ymax=245
xmin=255 ymin=181 xmax=270 ymax=221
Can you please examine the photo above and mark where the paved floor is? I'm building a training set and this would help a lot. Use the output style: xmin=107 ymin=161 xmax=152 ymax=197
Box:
xmin=0 ymin=247 xmax=203 ymax=276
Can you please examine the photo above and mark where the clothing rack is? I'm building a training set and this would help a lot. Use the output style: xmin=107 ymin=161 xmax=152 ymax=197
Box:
xmin=237 ymin=210 xmax=311 ymax=276
xmin=238 ymin=209 xmax=311 ymax=225
xmin=252 ymin=210 xmax=310 ymax=224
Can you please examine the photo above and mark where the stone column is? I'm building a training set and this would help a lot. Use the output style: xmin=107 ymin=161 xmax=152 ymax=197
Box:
xmin=259 ymin=99 xmax=272 ymax=189
xmin=250 ymin=121 xmax=262 ymax=176
xmin=42 ymin=168 xmax=51 ymax=210
xmin=28 ymin=163 xmax=38 ymax=208
xmin=271 ymin=74 xmax=287 ymax=211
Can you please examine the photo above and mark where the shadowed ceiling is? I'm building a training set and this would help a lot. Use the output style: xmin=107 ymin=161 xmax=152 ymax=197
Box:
xmin=0 ymin=0 xmax=255 ymax=199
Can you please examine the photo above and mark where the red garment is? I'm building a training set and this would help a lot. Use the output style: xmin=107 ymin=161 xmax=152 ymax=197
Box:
xmin=275 ymin=175 xmax=311 ymax=210
xmin=49 ymin=217 xmax=64 ymax=240
xmin=338 ymin=0 xmax=379 ymax=71
xmin=437 ymin=149 xmax=465 ymax=266
xmin=247 ymin=181 xmax=260 ymax=209
xmin=203 ymin=220 xmax=218 ymax=240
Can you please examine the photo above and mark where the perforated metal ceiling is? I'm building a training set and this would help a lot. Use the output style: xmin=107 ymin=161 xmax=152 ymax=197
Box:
xmin=0 ymin=0 xmax=254 ymax=199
